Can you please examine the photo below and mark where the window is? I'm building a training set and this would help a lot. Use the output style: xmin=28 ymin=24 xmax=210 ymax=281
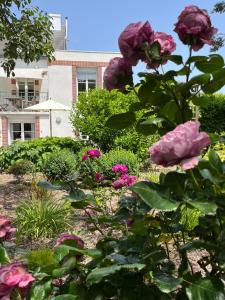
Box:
xmin=16 ymin=80 xmax=38 ymax=101
xmin=77 ymin=68 xmax=97 ymax=95
xmin=10 ymin=122 xmax=35 ymax=143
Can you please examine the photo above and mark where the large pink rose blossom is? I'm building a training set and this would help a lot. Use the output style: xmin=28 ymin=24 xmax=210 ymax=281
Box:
xmin=174 ymin=5 xmax=217 ymax=51
xmin=118 ymin=21 xmax=154 ymax=65
xmin=103 ymin=57 xmax=133 ymax=91
xmin=112 ymin=174 xmax=137 ymax=189
xmin=149 ymin=121 xmax=210 ymax=170
xmin=0 ymin=216 xmax=16 ymax=241
xmin=112 ymin=164 xmax=128 ymax=174
xmin=0 ymin=263 xmax=35 ymax=299
xmin=86 ymin=149 xmax=101 ymax=159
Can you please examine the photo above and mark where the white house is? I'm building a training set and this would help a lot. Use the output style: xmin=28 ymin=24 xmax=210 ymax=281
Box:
xmin=0 ymin=14 xmax=119 ymax=146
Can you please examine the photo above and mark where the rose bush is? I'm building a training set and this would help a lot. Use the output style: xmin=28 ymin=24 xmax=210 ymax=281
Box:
xmin=0 ymin=216 xmax=16 ymax=242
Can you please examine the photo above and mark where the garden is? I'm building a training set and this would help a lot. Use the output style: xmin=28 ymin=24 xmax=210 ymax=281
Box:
xmin=2 ymin=3 xmax=225 ymax=300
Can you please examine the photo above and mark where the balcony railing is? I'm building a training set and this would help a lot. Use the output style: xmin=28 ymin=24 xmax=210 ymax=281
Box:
xmin=0 ymin=92 xmax=48 ymax=111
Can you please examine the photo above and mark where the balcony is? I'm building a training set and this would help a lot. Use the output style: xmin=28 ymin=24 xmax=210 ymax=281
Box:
xmin=0 ymin=92 xmax=48 ymax=111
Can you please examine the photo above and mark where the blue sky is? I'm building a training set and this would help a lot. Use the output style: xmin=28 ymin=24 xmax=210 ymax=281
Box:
xmin=31 ymin=0 xmax=225 ymax=80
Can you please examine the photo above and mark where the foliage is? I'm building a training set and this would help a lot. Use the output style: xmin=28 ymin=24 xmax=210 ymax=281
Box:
xmin=0 ymin=137 xmax=85 ymax=172
xmin=71 ymin=88 xmax=157 ymax=154
xmin=42 ymin=149 xmax=78 ymax=183
xmin=0 ymin=0 xmax=54 ymax=76
xmin=213 ymin=142 xmax=225 ymax=160
xmin=97 ymin=149 xmax=140 ymax=179
xmin=15 ymin=196 xmax=72 ymax=240
xmin=199 ymin=93 xmax=225 ymax=133
xmin=7 ymin=159 xmax=34 ymax=180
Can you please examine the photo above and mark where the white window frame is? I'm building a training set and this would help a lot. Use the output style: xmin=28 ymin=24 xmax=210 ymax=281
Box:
xmin=77 ymin=68 xmax=97 ymax=96
xmin=9 ymin=122 xmax=35 ymax=144
xmin=16 ymin=80 xmax=37 ymax=101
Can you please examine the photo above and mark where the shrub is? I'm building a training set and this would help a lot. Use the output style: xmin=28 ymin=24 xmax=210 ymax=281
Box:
xmin=97 ymin=149 xmax=140 ymax=179
xmin=0 ymin=137 xmax=86 ymax=172
xmin=7 ymin=159 xmax=34 ymax=180
xmin=42 ymin=149 xmax=78 ymax=183
xmin=71 ymin=89 xmax=156 ymax=154
xmin=200 ymin=93 xmax=225 ymax=133
xmin=15 ymin=196 xmax=72 ymax=240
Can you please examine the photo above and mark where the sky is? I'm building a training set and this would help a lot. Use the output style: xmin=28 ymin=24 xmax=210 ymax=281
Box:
xmin=31 ymin=0 xmax=225 ymax=80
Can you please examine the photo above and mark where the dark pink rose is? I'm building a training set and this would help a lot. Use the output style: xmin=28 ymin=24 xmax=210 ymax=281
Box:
xmin=112 ymin=164 xmax=128 ymax=174
xmin=118 ymin=21 xmax=154 ymax=65
xmin=0 ymin=216 xmax=16 ymax=241
xmin=95 ymin=172 xmax=104 ymax=182
xmin=174 ymin=5 xmax=217 ymax=51
xmin=149 ymin=121 xmax=210 ymax=169
xmin=82 ymin=155 xmax=88 ymax=161
xmin=0 ymin=262 xmax=35 ymax=299
xmin=86 ymin=149 xmax=101 ymax=159
xmin=112 ymin=178 xmax=127 ymax=190
xmin=55 ymin=233 xmax=84 ymax=249
xmin=120 ymin=174 xmax=137 ymax=187
xmin=103 ymin=57 xmax=133 ymax=91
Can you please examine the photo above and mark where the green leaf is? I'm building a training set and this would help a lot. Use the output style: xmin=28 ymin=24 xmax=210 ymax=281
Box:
xmin=187 ymin=56 xmax=207 ymax=63
xmin=131 ymin=182 xmax=179 ymax=212
xmin=30 ymin=285 xmax=46 ymax=300
xmin=208 ymin=148 xmax=223 ymax=173
xmin=160 ymin=101 xmax=178 ymax=122
xmin=138 ymin=80 xmax=157 ymax=102
xmin=86 ymin=263 xmax=145 ymax=285
xmin=189 ymin=74 xmax=210 ymax=86
xmin=53 ymin=295 xmax=78 ymax=300
xmin=186 ymin=200 xmax=218 ymax=215
xmin=195 ymin=54 xmax=224 ymax=73
xmin=202 ymin=68 xmax=225 ymax=93
xmin=0 ymin=246 xmax=10 ymax=264
xmin=191 ymin=95 xmax=210 ymax=107
xmin=149 ymin=41 xmax=161 ymax=60
xmin=37 ymin=181 xmax=61 ymax=191
xmin=186 ymin=278 xmax=225 ymax=300
xmin=163 ymin=55 xmax=183 ymax=65
xmin=106 ymin=112 xmax=136 ymax=130
xmin=151 ymin=271 xmax=182 ymax=293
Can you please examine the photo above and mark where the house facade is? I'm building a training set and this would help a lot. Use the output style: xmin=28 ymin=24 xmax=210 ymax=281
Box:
xmin=0 ymin=14 xmax=118 ymax=146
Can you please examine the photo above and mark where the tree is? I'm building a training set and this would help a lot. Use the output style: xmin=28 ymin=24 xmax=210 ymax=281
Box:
xmin=71 ymin=89 xmax=157 ymax=155
xmin=211 ymin=1 xmax=225 ymax=51
xmin=0 ymin=0 xmax=54 ymax=76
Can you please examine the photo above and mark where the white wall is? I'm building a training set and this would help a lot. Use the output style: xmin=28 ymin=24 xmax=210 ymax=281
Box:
xmin=0 ymin=117 xmax=2 ymax=147
xmin=48 ymin=65 xmax=73 ymax=106
xmin=40 ymin=115 xmax=50 ymax=137
xmin=55 ymin=50 xmax=120 ymax=62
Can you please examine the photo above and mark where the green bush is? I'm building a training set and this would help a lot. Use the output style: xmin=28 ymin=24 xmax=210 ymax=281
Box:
xmin=42 ymin=149 xmax=78 ymax=182
xmin=200 ymin=93 xmax=225 ymax=133
xmin=15 ymin=196 xmax=72 ymax=240
xmin=0 ymin=137 xmax=85 ymax=172
xmin=7 ymin=159 xmax=34 ymax=179
xmin=97 ymin=149 xmax=140 ymax=179
xmin=71 ymin=89 xmax=157 ymax=154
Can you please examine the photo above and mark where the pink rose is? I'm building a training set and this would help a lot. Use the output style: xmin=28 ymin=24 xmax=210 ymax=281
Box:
xmin=0 ymin=263 xmax=35 ymax=299
xmin=103 ymin=57 xmax=133 ymax=91
xmin=82 ymin=155 xmax=88 ymax=161
xmin=112 ymin=178 xmax=127 ymax=190
xmin=120 ymin=174 xmax=137 ymax=187
xmin=86 ymin=149 xmax=101 ymax=159
xmin=118 ymin=21 xmax=154 ymax=65
xmin=0 ymin=216 xmax=16 ymax=241
xmin=174 ymin=5 xmax=217 ymax=51
xmin=112 ymin=164 xmax=128 ymax=174
xmin=95 ymin=172 xmax=104 ymax=182
xmin=149 ymin=121 xmax=210 ymax=170
xmin=55 ymin=233 xmax=84 ymax=249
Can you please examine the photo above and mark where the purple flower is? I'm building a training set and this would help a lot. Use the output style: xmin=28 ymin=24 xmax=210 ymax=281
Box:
xmin=103 ymin=57 xmax=133 ymax=91
xmin=0 ymin=216 xmax=16 ymax=242
xmin=149 ymin=121 xmax=210 ymax=170
xmin=154 ymin=32 xmax=176 ymax=55
xmin=82 ymin=155 xmax=88 ymax=161
xmin=174 ymin=5 xmax=217 ymax=51
xmin=95 ymin=172 xmax=104 ymax=182
xmin=55 ymin=233 xmax=84 ymax=249
xmin=118 ymin=21 xmax=154 ymax=65
xmin=86 ymin=149 xmax=101 ymax=159
xmin=0 ymin=263 xmax=35 ymax=299
xmin=112 ymin=164 xmax=128 ymax=174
